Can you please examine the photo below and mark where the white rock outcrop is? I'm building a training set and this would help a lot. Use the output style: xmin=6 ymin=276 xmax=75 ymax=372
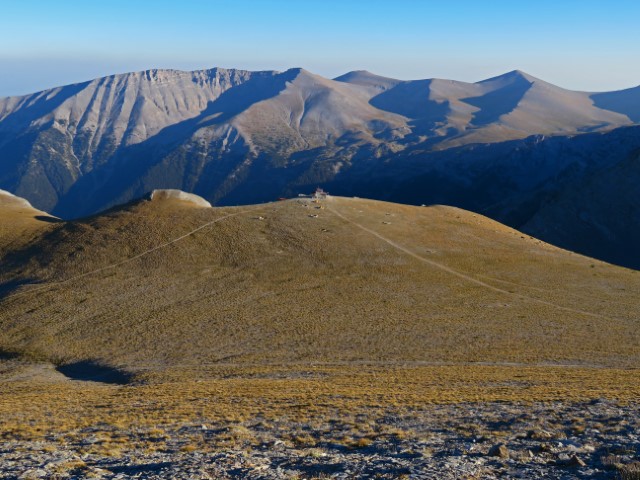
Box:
xmin=0 ymin=189 xmax=35 ymax=209
xmin=148 ymin=189 xmax=212 ymax=208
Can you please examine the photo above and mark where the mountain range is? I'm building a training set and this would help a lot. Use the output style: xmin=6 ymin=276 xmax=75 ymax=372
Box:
xmin=0 ymin=67 xmax=639 ymax=267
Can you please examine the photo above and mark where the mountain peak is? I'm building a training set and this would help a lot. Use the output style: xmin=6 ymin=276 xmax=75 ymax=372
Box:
xmin=283 ymin=67 xmax=314 ymax=76
xmin=334 ymin=70 xmax=401 ymax=90
xmin=335 ymin=69 xmax=375 ymax=79
xmin=479 ymin=69 xmax=540 ymax=84
xmin=1 ymin=65 xmax=638 ymax=222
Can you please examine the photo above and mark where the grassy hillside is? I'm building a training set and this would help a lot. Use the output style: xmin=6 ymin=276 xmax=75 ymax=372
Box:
xmin=1 ymin=193 xmax=639 ymax=372
xmin=0 ymin=190 xmax=57 ymax=251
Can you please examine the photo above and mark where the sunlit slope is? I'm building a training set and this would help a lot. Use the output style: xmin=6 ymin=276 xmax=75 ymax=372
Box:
xmin=1 ymin=193 xmax=639 ymax=369
xmin=0 ymin=190 xmax=58 ymax=250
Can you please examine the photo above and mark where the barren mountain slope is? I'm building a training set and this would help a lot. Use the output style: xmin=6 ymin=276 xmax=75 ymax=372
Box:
xmin=0 ymin=68 xmax=266 ymax=147
xmin=522 ymin=150 xmax=640 ymax=269
xmin=1 ymin=192 xmax=639 ymax=373
xmin=1 ymin=67 xmax=638 ymax=219
xmin=338 ymin=69 xmax=633 ymax=147
xmin=0 ymin=68 xmax=280 ymax=211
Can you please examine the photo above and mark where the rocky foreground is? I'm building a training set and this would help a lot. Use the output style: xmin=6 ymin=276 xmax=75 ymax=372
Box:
xmin=2 ymin=399 xmax=639 ymax=479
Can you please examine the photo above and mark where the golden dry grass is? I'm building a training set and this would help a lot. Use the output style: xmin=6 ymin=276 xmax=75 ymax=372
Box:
xmin=2 ymin=193 xmax=640 ymax=456
xmin=0 ymin=195 xmax=58 ymax=251
xmin=1 ymin=363 xmax=639 ymax=448
xmin=1 ymin=195 xmax=639 ymax=370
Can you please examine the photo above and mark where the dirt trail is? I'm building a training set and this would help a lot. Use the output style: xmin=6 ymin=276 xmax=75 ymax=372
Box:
xmin=327 ymin=200 xmax=616 ymax=322
xmin=2 ymin=205 xmax=266 ymax=303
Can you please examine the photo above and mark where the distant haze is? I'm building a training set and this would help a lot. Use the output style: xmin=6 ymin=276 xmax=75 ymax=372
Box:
xmin=0 ymin=0 xmax=639 ymax=96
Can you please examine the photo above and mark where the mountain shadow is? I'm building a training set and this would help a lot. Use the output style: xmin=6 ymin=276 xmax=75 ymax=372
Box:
xmin=462 ymin=74 xmax=532 ymax=126
xmin=370 ymin=79 xmax=450 ymax=121
xmin=591 ymin=86 xmax=640 ymax=123
xmin=56 ymin=361 xmax=133 ymax=385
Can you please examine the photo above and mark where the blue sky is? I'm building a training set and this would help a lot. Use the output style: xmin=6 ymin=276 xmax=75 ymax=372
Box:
xmin=0 ymin=0 xmax=638 ymax=96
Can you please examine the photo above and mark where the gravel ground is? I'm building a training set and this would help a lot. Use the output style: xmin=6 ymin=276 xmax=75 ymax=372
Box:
xmin=2 ymin=399 xmax=639 ymax=479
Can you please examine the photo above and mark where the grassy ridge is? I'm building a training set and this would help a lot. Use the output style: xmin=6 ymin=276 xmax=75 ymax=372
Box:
xmin=1 ymin=195 xmax=639 ymax=370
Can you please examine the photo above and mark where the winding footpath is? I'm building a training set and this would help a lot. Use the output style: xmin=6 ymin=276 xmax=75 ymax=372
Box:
xmin=327 ymin=200 xmax=616 ymax=323
xmin=1 ymin=205 xmax=266 ymax=303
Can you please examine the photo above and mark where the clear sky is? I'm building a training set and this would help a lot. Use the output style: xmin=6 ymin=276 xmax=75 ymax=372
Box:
xmin=0 ymin=0 xmax=638 ymax=97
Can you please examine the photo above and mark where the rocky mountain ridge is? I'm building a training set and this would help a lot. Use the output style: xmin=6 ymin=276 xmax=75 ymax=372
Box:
xmin=0 ymin=67 xmax=639 ymax=267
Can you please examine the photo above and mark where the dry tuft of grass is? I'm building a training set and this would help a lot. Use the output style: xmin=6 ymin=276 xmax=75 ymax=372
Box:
xmin=619 ymin=463 xmax=640 ymax=480
xmin=1 ymin=363 xmax=640 ymax=452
